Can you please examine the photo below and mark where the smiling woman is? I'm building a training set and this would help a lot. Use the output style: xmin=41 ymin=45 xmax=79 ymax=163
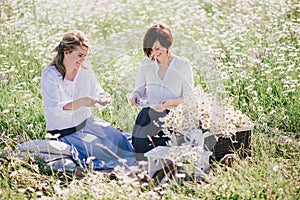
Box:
xmin=130 ymin=24 xmax=195 ymax=160
xmin=40 ymin=30 xmax=136 ymax=170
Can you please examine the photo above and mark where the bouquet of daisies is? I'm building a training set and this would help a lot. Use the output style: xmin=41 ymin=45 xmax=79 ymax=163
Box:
xmin=161 ymin=85 xmax=253 ymax=144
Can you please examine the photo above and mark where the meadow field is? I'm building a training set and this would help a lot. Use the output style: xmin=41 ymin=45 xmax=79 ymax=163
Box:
xmin=0 ymin=0 xmax=299 ymax=199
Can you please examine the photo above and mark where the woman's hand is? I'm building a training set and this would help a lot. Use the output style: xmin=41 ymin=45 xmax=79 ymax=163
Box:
xmin=130 ymin=92 xmax=141 ymax=106
xmin=153 ymin=99 xmax=169 ymax=112
xmin=95 ymin=92 xmax=112 ymax=106
xmin=153 ymin=98 xmax=183 ymax=112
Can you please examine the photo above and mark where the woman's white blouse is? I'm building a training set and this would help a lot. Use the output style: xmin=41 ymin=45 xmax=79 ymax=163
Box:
xmin=133 ymin=55 xmax=194 ymax=105
xmin=41 ymin=65 xmax=104 ymax=130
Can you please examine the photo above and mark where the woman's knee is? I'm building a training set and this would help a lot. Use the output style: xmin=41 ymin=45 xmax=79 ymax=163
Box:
xmin=132 ymin=137 xmax=152 ymax=153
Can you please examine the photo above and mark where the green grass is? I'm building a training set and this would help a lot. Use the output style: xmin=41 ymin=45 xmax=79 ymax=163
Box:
xmin=0 ymin=0 xmax=299 ymax=199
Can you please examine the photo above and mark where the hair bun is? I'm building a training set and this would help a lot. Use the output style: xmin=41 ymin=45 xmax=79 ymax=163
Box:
xmin=58 ymin=42 xmax=64 ymax=50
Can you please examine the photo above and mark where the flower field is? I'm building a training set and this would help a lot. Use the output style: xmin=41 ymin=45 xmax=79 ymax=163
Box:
xmin=0 ymin=0 xmax=299 ymax=199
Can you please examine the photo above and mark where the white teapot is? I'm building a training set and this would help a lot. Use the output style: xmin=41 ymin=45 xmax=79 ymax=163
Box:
xmin=185 ymin=129 xmax=212 ymax=148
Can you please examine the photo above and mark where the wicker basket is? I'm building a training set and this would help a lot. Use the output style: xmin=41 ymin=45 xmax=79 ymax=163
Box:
xmin=204 ymin=127 xmax=253 ymax=161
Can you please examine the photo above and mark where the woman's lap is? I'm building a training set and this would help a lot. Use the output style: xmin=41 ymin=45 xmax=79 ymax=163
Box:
xmin=132 ymin=108 xmax=170 ymax=159
xmin=60 ymin=117 xmax=135 ymax=169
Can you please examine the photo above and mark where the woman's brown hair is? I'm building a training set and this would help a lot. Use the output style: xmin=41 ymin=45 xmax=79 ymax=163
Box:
xmin=50 ymin=31 xmax=90 ymax=79
xmin=143 ymin=24 xmax=173 ymax=59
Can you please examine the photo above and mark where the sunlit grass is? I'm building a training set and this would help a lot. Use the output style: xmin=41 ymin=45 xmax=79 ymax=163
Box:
xmin=0 ymin=0 xmax=299 ymax=199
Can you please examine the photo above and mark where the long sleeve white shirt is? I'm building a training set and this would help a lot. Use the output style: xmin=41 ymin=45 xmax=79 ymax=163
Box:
xmin=133 ymin=55 xmax=194 ymax=105
xmin=41 ymin=65 xmax=104 ymax=130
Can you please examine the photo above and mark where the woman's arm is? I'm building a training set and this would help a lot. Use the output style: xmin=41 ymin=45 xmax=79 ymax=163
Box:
xmin=41 ymin=68 xmax=97 ymax=112
xmin=153 ymin=97 xmax=184 ymax=112
xmin=162 ymin=97 xmax=184 ymax=107
xmin=131 ymin=61 xmax=147 ymax=105
xmin=63 ymin=97 xmax=96 ymax=110
xmin=182 ymin=61 xmax=194 ymax=98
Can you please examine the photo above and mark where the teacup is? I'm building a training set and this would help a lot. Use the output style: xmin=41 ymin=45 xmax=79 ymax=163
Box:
xmin=139 ymin=96 xmax=148 ymax=105
xmin=98 ymin=92 xmax=109 ymax=103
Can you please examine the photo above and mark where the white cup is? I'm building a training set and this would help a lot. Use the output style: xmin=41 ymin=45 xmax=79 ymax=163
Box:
xmin=98 ymin=92 xmax=108 ymax=103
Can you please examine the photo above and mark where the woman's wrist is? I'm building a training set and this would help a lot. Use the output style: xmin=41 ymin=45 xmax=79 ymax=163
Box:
xmin=172 ymin=97 xmax=183 ymax=107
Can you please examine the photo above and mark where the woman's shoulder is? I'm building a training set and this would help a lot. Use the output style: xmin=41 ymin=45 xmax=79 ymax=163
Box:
xmin=41 ymin=65 xmax=63 ymax=83
xmin=140 ymin=57 xmax=155 ymax=65
xmin=172 ymin=55 xmax=191 ymax=66
xmin=79 ymin=65 xmax=96 ymax=77
xmin=42 ymin=65 xmax=60 ymax=76
xmin=82 ymin=62 xmax=94 ymax=70
xmin=140 ymin=57 xmax=156 ymax=70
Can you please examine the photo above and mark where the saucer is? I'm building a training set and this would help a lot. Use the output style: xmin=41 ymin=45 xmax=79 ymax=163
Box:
xmin=138 ymin=103 xmax=150 ymax=108
xmin=138 ymin=103 xmax=162 ymax=109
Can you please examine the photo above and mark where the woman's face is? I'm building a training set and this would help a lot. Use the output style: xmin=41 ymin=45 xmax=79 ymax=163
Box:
xmin=64 ymin=46 xmax=88 ymax=69
xmin=151 ymin=40 xmax=168 ymax=62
